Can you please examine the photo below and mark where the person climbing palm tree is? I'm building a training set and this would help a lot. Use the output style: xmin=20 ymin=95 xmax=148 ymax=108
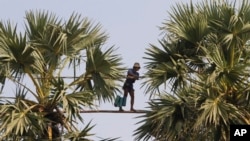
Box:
xmin=119 ymin=62 xmax=140 ymax=112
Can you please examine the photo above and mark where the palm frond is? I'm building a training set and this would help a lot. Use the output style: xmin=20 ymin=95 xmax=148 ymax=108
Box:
xmin=76 ymin=45 xmax=124 ymax=102
xmin=140 ymin=0 xmax=250 ymax=140
xmin=64 ymin=121 xmax=95 ymax=141
xmin=134 ymin=93 xmax=191 ymax=141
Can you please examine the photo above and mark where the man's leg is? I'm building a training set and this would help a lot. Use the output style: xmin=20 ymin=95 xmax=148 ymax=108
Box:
xmin=129 ymin=90 xmax=136 ymax=111
xmin=119 ymin=88 xmax=129 ymax=111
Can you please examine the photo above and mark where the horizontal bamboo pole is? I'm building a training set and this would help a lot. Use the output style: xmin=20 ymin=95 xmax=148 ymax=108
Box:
xmin=79 ymin=110 xmax=147 ymax=114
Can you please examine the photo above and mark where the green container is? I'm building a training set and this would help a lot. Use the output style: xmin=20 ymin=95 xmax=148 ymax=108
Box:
xmin=114 ymin=95 xmax=123 ymax=107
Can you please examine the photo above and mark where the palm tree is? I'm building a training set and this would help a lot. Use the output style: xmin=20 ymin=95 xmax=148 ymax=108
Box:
xmin=0 ymin=10 xmax=124 ymax=140
xmin=135 ymin=0 xmax=250 ymax=140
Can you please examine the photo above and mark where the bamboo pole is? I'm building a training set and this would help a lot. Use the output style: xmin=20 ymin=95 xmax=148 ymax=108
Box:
xmin=79 ymin=110 xmax=147 ymax=114
xmin=48 ymin=123 xmax=52 ymax=141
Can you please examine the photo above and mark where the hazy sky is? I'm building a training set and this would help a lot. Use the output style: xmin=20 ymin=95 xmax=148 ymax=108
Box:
xmin=0 ymin=0 xmax=198 ymax=140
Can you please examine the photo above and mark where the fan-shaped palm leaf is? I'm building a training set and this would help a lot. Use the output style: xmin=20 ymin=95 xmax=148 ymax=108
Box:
xmin=0 ymin=10 xmax=123 ymax=140
xmin=138 ymin=1 xmax=250 ymax=140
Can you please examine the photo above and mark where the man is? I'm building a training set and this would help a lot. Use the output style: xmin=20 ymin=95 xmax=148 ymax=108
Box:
xmin=119 ymin=62 xmax=140 ymax=112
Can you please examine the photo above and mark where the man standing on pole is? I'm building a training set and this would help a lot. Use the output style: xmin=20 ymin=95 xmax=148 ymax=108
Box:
xmin=119 ymin=62 xmax=140 ymax=112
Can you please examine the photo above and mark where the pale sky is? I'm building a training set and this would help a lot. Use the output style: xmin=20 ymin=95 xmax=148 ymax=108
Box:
xmin=0 ymin=0 xmax=198 ymax=140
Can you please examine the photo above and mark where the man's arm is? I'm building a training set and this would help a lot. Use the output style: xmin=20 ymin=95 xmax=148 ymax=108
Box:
xmin=127 ymin=69 xmax=139 ymax=79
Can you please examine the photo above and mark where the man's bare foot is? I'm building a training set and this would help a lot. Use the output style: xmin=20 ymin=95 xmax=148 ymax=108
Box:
xmin=130 ymin=108 xmax=136 ymax=112
xmin=119 ymin=108 xmax=124 ymax=111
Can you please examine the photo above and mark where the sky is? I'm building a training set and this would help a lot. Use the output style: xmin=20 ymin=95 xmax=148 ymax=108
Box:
xmin=0 ymin=0 xmax=198 ymax=140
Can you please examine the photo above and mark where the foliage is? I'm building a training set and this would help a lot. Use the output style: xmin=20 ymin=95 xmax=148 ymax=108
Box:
xmin=0 ymin=10 xmax=125 ymax=140
xmin=136 ymin=0 xmax=250 ymax=140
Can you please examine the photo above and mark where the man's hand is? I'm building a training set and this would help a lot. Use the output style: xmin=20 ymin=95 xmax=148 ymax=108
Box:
xmin=134 ymin=75 xmax=139 ymax=79
xmin=127 ymin=75 xmax=138 ymax=79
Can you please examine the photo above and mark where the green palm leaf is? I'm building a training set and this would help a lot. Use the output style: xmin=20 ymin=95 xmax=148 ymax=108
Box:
xmin=0 ymin=10 xmax=124 ymax=140
xmin=139 ymin=0 xmax=250 ymax=140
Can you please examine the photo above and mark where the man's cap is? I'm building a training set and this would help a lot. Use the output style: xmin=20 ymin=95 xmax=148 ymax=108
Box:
xmin=133 ymin=62 xmax=140 ymax=68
